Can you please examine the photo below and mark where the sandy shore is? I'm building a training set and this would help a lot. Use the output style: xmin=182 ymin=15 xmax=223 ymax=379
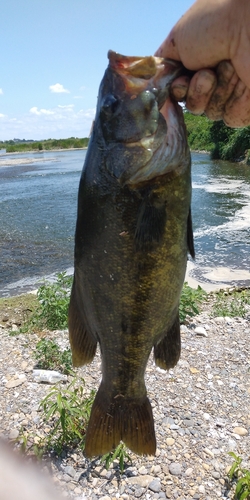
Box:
xmin=0 ymin=148 xmax=87 ymax=167
xmin=185 ymin=260 xmax=250 ymax=292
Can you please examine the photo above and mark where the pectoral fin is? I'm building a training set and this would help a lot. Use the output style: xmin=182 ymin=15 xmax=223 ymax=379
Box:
xmin=68 ymin=278 xmax=97 ymax=367
xmin=154 ymin=314 xmax=181 ymax=370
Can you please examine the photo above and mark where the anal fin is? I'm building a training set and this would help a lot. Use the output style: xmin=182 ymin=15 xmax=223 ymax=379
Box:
xmin=68 ymin=278 xmax=97 ymax=367
xmin=154 ymin=314 xmax=181 ymax=370
xmin=85 ymin=384 xmax=156 ymax=457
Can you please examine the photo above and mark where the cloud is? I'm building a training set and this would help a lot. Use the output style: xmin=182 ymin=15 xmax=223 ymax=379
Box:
xmin=58 ymin=104 xmax=74 ymax=110
xmin=0 ymin=106 xmax=96 ymax=140
xmin=0 ymin=113 xmax=5 ymax=118
xmin=0 ymin=89 xmax=3 ymax=95
xmin=49 ymin=83 xmax=70 ymax=94
xmin=30 ymin=107 xmax=54 ymax=116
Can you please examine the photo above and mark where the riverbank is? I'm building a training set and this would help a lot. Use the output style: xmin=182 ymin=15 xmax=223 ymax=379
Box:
xmin=0 ymin=291 xmax=249 ymax=500
xmin=0 ymin=148 xmax=87 ymax=167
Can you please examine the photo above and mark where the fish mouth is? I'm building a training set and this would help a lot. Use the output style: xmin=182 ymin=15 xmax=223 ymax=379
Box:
xmin=103 ymin=51 xmax=190 ymax=187
xmin=108 ymin=50 xmax=184 ymax=97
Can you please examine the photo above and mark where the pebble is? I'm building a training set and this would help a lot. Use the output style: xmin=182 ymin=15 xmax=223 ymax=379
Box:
xmin=166 ymin=438 xmax=175 ymax=446
xmin=168 ymin=463 xmax=182 ymax=476
xmin=233 ymin=426 xmax=248 ymax=436
xmin=148 ymin=479 xmax=161 ymax=493
xmin=0 ymin=295 xmax=249 ymax=500
xmin=194 ymin=326 xmax=208 ymax=337
xmin=8 ymin=428 xmax=19 ymax=439
xmin=127 ymin=475 xmax=153 ymax=487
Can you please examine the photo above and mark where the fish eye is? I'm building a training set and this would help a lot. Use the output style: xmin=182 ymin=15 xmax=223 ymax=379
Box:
xmin=101 ymin=94 xmax=119 ymax=116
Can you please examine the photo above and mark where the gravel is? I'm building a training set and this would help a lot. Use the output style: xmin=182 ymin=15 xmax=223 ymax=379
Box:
xmin=0 ymin=292 xmax=249 ymax=500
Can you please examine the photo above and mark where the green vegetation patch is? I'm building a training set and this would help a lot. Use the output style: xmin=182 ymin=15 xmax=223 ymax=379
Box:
xmin=179 ymin=282 xmax=207 ymax=323
xmin=211 ymin=288 xmax=250 ymax=318
xmin=34 ymin=339 xmax=72 ymax=374
xmin=21 ymin=272 xmax=73 ymax=333
xmin=228 ymin=452 xmax=250 ymax=500
xmin=0 ymin=137 xmax=89 ymax=153
xmin=184 ymin=111 xmax=250 ymax=162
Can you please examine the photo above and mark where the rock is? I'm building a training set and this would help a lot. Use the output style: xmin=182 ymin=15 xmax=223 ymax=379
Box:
xmin=203 ymin=412 xmax=210 ymax=421
xmin=126 ymin=475 xmax=154 ymax=487
xmin=148 ymin=479 xmax=161 ymax=493
xmin=5 ymin=375 xmax=26 ymax=388
xmin=199 ymin=485 xmax=206 ymax=494
xmin=8 ymin=429 xmax=19 ymax=439
xmin=169 ymin=463 xmax=182 ymax=476
xmin=185 ymin=468 xmax=193 ymax=476
xmin=194 ymin=326 xmax=208 ymax=337
xmin=233 ymin=427 xmax=248 ymax=436
xmin=63 ymin=466 xmax=76 ymax=478
xmin=204 ymin=448 xmax=214 ymax=458
xmin=211 ymin=471 xmax=220 ymax=480
xmin=134 ymin=487 xmax=145 ymax=498
xmin=138 ymin=466 xmax=148 ymax=475
xmin=166 ymin=438 xmax=175 ymax=446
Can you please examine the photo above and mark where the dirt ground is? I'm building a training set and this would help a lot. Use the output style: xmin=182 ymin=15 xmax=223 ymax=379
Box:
xmin=0 ymin=293 xmax=38 ymax=330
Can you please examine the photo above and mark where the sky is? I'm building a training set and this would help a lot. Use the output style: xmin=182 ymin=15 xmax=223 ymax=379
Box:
xmin=0 ymin=0 xmax=194 ymax=141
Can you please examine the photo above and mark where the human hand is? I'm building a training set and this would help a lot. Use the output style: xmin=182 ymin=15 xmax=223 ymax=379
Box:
xmin=155 ymin=0 xmax=250 ymax=127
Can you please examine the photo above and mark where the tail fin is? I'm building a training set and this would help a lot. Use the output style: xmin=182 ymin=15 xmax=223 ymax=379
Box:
xmin=68 ymin=279 xmax=97 ymax=367
xmin=84 ymin=383 xmax=156 ymax=457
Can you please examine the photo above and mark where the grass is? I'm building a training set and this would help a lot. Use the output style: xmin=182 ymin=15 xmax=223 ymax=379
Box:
xmin=179 ymin=282 xmax=207 ymax=323
xmin=101 ymin=442 xmax=132 ymax=473
xmin=18 ymin=376 xmax=95 ymax=457
xmin=34 ymin=338 xmax=72 ymax=374
xmin=212 ymin=288 xmax=250 ymax=318
xmin=228 ymin=452 xmax=250 ymax=500
xmin=21 ymin=272 xmax=73 ymax=332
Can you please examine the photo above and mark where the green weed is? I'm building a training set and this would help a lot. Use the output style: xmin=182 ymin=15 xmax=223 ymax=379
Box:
xmin=179 ymin=282 xmax=207 ymax=323
xmin=101 ymin=442 xmax=132 ymax=473
xmin=34 ymin=339 xmax=72 ymax=374
xmin=212 ymin=289 xmax=250 ymax=318
xmin=228 ymin=452 xmax=250 ymax=500
xmin=21 ymin=272 xmax=73 ymax=332
xmin=17 ymin=377 xmax=95 ymax=457
xmin=39 ymin=377 xmax=95 ymax=455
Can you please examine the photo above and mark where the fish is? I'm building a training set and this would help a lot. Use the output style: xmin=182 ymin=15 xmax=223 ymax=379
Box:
xmin=68 ymin=50 xmax=195 ymax=457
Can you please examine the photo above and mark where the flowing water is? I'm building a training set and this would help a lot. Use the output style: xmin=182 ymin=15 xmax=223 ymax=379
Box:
xmin=1 ymin=150 xmax=250 ymax=297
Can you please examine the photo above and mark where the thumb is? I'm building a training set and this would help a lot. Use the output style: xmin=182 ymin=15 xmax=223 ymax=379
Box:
xmin=155 ymin=30 xmax=181 ymax=60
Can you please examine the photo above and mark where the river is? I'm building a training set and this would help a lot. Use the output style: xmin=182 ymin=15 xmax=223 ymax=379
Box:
xmin=1 ymin=150 xmax=250 ymax=297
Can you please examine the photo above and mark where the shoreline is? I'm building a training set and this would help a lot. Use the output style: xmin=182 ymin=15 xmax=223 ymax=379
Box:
xmin=1 ymin=262 xmax=250 ymax=302
xmin=0 ymin=147 xmax=87 ymax=166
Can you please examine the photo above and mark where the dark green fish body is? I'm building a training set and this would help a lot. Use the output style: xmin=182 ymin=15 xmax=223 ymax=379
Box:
xmin=69 ymin=52 xmax=194 ymax=457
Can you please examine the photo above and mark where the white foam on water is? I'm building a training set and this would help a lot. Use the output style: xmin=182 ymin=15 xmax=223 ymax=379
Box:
xmin=192 ymin=178 xmax=245 ymax=194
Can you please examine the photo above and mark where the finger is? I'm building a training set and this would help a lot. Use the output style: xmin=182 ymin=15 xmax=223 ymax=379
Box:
xmin=223 ymin=83 xmax=250 ymax=127
xmin=170 ymin=75 xmax=190 ymax=101
xmin=205 ymin=61 xmax=239 ymax=120
xmin=185 ymin=70 xmax=217 ymax=114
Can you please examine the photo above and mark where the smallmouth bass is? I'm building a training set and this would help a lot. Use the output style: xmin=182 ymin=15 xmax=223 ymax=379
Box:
xmin=69 ymin=51 xmax=195 ymax=457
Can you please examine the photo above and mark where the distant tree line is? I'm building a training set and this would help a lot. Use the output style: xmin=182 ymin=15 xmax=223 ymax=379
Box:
xmin=184 ymin=112 xmax=250 ymax=163
xmin=2 ymin=118 xmax=250 ymax=163
xmin=0 ymin=137 xmax=89 ymax=153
